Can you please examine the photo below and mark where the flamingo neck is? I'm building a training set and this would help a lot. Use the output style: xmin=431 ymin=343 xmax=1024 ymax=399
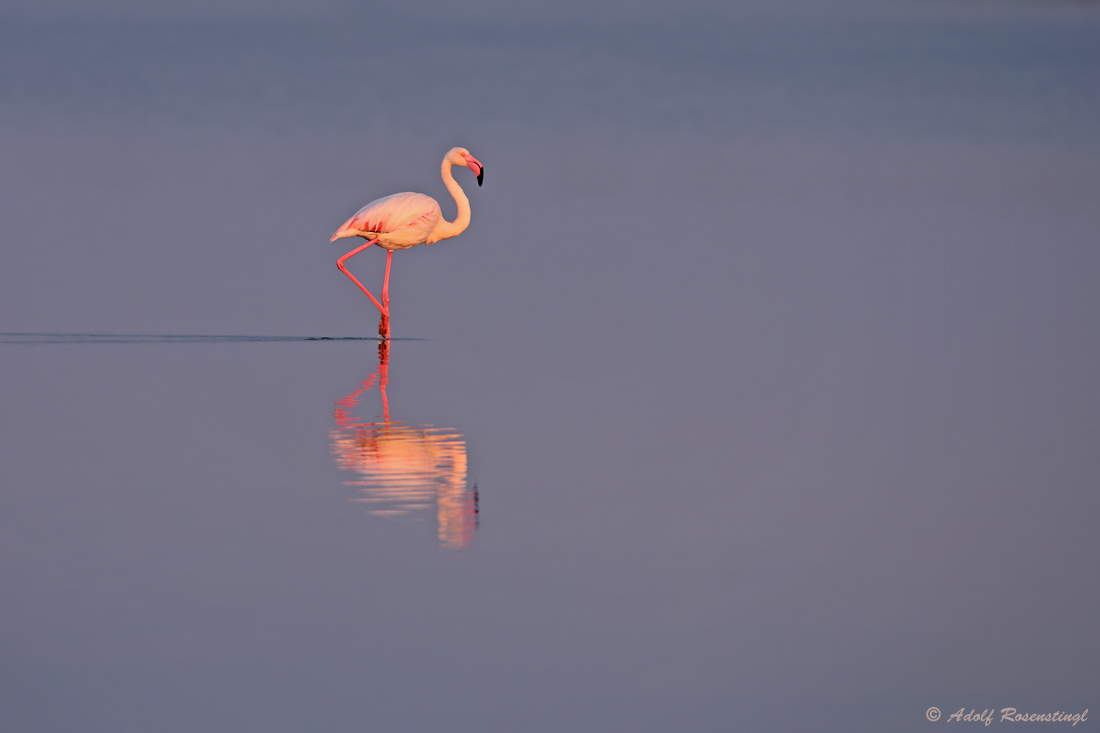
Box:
xmin=429 ymin=158 xmax=471 ymax=243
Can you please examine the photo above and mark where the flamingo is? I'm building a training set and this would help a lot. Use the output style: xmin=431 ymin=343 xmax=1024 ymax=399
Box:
xmin=330 ymin=147 xmax=485 ymax=338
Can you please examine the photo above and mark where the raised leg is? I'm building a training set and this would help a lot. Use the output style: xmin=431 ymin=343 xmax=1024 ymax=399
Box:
xmin=336 ymin=238 xmax=389 ymax=316
xmin=379 ymin=250 xmax=393 ymax=339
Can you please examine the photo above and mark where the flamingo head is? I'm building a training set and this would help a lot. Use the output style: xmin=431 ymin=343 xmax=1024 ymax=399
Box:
xmin=447 ymin=147 xmax=484 ymax=187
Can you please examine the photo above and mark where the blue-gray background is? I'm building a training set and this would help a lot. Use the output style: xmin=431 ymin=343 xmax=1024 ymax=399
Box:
xmin=1 ymin=1 xmax=1097 ymax=730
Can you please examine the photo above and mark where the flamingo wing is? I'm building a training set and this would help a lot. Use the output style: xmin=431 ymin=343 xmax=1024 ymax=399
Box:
xmin=331 ymin=192 xmax=442 ymax=247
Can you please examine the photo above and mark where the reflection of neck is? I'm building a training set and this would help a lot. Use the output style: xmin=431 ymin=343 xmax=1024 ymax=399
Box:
xmin=428 ymin=159 xmax=471 ymax=243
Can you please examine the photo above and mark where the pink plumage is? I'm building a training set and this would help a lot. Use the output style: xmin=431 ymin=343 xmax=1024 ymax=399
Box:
xmin=331 ymin=192 xmax=442 ymax=250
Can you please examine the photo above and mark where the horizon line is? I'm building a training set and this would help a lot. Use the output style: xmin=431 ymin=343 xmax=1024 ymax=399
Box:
xmin=0 ymin=332 xmax=425 ymax=345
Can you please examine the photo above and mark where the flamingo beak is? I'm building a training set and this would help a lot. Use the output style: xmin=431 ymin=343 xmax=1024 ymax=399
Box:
xmin=463 ymin=154 xmax=484 ymax=187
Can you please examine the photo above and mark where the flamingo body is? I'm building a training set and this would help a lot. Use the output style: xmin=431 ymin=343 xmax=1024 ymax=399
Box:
xmin=331 ymin=192 xmax=442 ymax=250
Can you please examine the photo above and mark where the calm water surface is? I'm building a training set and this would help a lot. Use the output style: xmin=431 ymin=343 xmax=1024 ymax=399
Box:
xmin=1 ymin=2 xmax=1098 ymax=731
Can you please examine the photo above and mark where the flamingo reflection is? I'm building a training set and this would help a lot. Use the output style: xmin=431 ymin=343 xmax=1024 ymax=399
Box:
xmin=330 ymin=342 xmax=478 ymax=548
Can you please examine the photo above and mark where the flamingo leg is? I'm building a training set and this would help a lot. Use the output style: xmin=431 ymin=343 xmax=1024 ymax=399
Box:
xmin=382 ymin=250 xmax=393 ymax=308
xmin=336 ymin=238 xmax=389 ymax=316
xmin=379 ymin=250 xmax=393 ymax=339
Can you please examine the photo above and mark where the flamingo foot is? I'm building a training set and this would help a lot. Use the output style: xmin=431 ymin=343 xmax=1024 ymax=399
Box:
xmin=379 ymin=312 xmax=390 ymax=339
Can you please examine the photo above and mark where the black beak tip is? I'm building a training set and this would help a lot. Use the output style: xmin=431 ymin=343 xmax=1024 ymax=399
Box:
xmin=477 ymin=168 xmax=484 ymax=187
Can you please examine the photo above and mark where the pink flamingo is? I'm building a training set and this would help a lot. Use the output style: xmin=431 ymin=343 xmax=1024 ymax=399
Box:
xmin=330 ymin=147 xmax=485 ymax=338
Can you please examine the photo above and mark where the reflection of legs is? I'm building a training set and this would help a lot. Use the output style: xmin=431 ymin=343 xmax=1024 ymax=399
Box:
xmin=379 ymin=250 xmax=393 ymax=338
xmin=337 ymin=237 xmax=388 ymax=316
xmin=333 ymin=340 xmax=390 ymax=426
xmin=378 ymin=340 xmax=390 ymax=421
